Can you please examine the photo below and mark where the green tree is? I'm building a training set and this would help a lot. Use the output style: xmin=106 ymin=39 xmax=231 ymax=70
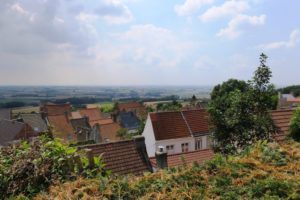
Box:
xmin=289 ymin=107 xmax=300 ymax=141
xmin=116 ymin=128 xmax=128 ymax=139
xmin=209 ymin=53 xmax=276 ymax=154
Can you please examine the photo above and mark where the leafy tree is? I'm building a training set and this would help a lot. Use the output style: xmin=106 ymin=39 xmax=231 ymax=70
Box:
xmin=289 ymin=107 xmax=300 ymax=141
xmin=116 ymin=128 xmax=128 ymax=139
xmin=209 ymin=53 xmax=276 ymax=154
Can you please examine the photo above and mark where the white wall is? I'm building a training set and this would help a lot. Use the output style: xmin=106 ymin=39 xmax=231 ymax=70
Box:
xmin=155 ymin=137 xmax=195 ymax=155
xmin=142 ymin=114 xmax=156 ymax=157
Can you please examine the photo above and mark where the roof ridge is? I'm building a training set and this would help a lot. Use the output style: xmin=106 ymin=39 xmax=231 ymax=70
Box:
xmin=180 ymin=111 xmax=193 ymax=137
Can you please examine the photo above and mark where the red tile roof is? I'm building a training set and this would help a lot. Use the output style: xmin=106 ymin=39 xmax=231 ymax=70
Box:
xmin=149 ymin=109 xmax=210 ymax=141
xmin=182 ymin=110 xmax=210 ymax=135
xmin=118 ymin=102 xmax=144 ymax=111
xmin=79 ymin=108 xmax=103 ymax=122
xmin=48 ymin=115 xmax=76 ymax=141
xmin=99 ymin=123 xmax=121 ymax=142
xmin=287 ymin=97 xmax=300 ymax=103
xmin=79 ymin=139 xmax=152 ymax=175
xmin=150 ymin=149 xmax=214 ymax=168
xmin=271 ymin=109 xmax=295 ymax=141
xmin=42 ymin=103 xmax=71 ymax=116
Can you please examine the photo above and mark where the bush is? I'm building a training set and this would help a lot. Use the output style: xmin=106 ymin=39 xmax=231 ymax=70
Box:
xmin=289 ymin=107 xmax=300 ymax=141
xmin=0 ymin=135 xmax=106 ymax=198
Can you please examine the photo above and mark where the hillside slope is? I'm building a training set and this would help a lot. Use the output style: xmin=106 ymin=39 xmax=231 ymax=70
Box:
xmin=32 ymin=141 xmax=300 ymax=200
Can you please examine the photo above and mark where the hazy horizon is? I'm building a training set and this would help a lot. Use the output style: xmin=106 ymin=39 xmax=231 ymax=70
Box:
xmin=0 ymin=0 xmax=299 ymax=86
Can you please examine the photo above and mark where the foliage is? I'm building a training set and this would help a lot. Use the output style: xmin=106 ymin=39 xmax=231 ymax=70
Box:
xmin=208 ymin=53 xmax=276 ymax=154
xmin=116 ymin=128 xmax=129 ymax=139
xmin=156 ymin=100 xmax=182 ymax=112
xmin=289 ymin=107 xmax=300 ymax=141
xmin=278 ymin=85 xmax=300 ymax=97
xmin=100 ymin=103 xmax=114 ymax=113
xmin=35 ymin=141 xmax=300 ymax=199
xmin=0 ymin=135 xmax=106 ymax=198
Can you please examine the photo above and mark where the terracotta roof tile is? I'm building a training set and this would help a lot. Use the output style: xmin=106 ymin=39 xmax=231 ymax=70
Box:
xmin=149 ymin=109 xmax=210 ymax=141
xmin=150 ymin=149 xmax=214 ymax=168
xmin=118 ymin=102 xmax=144 ymax=111
xmin=79 ymin=108 xmax=103 ymax=122
xmin=48 ymin=115 xmax=76 ymax=141
xmin=99 ymin=122 xmax=121 ymax=142
xmin=182 ymin=110 xmax=210 ymax=136
xmin=79 ymin=139 xmax=152 ymax=175
xmin=271 ymin=109 xmax=295 ymax=141
xmin=42 ymin=104 xmax=71 ymax=116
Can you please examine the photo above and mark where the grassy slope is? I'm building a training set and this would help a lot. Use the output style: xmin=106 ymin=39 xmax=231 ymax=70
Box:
xmin=31 ymin=140 xmax=300 ymax=200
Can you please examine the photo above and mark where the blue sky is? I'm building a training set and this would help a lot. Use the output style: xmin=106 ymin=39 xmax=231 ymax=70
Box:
xmin=0 ymin=0 xmax=299 ymax=86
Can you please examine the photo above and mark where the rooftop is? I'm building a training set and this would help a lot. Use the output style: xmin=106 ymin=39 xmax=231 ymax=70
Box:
xmin=42 ymin=103 xmax=71 ymax=116
xmin=78 ymin=138 xmax=152 ymax=175
xmin=149 ymin=109 xmax=210 ymax=141
xmin=271 ymin=109 xmax=295 ymax=141
xmin=0 ymin=109 xmax=11 ymax=120
xmin=19 ymin=113 xmax=48 ymax=133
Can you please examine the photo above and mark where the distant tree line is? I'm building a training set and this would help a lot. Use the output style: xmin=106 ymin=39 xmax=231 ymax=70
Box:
xmin=278 ymin=85 xmax=300 ymax=97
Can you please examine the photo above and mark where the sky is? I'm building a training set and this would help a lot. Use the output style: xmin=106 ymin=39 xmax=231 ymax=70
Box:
xmin=0 ymin=0 xmax=299 ymax=86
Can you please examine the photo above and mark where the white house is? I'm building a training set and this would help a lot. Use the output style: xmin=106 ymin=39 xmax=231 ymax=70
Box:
xmin=142 ymin=109 xmax=212 ymax=157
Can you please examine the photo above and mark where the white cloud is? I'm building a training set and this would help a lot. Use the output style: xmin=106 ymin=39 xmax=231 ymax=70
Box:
xmin=259 ymin=30 xmax=300 ymax=50
xmin=200 ymin=0 xmax=249 ymax=22
xmin=114 ymin=24 xmax=192 ymax=68
xmin=174 ymin=0 xmax=214 ymax=16
xmin=94 ymin=0 xmax=133 ymax=24
xmin=217 ymin=14 xmax=266 ymax=39
xmin=10 ymin=3 xmax=35 ymax=22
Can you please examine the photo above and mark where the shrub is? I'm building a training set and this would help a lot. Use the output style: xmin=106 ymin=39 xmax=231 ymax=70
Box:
xmin=289 ymin=107 xmax=300 ymax=141
xmin=0 ymin=135 xmax=106 ymax=198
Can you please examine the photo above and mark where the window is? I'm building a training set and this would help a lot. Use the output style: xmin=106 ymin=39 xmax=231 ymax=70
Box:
xmin=181 ymin=143 xmax=189 ymax=152
xmin=166 ymin=145 xmax=174 ymax=154
xmin=195 ymin=138 xmax=203 ymax=150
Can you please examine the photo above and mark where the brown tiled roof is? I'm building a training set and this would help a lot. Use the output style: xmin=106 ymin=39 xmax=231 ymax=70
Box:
xmin=287 ymin=98 xmax=300 ymax=103
xmin=271 ymin=109 xmax=294 ymax=141
xmin=150 ymin=149 xmax=214 ymax=168
xmin=149 ymin=109 xmax=210 ymax=141
xmin=118 ymin=102 xmax=144 ymax=111
xmin=182 ymin=110 xmax=209 ymax=135
xmin=79 ymin=108 xmax=103 ymax=122
xmin=43 ymin=104 xmax=71 ymax=116
xmin=48 ymin=115 xmax=76 ymax=141
xmin=100 ymin=123 xmax=121 ymax=142
xmin=79 ymin=139 xmax=152 ymax=175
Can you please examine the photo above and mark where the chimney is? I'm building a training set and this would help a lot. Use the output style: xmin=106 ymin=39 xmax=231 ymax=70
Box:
xmin=111 ymin=113 xmax=117 ymax=123
xmin=155 ymin=146 xmax=168 ymax=169
xmin=134 ymin=136 xmax=153 ymax=172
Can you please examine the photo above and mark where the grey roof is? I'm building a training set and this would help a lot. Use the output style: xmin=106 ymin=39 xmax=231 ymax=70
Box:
xmin=0 ymin=109 xmax=11 ymax=120
xmin=70 ymin=117 xmax=91 ymax=130
xmin=19 ymin=113 xmax=48 ymax=133
xmin=119 ymin=111 xmax=140 ymax=130
xmin=0 ymin=120 xmax=25 ymax=145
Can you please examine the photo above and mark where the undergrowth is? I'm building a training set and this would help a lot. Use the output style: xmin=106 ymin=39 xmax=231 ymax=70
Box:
xmin=0 ymin=136 xmax=107 ymax=199
xmin=31 ymin=140 xmax=300 ymax=200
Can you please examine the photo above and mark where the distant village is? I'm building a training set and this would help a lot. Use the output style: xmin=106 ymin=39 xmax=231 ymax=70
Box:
xmin=0 ymin=92 xmax=299 ymax=175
